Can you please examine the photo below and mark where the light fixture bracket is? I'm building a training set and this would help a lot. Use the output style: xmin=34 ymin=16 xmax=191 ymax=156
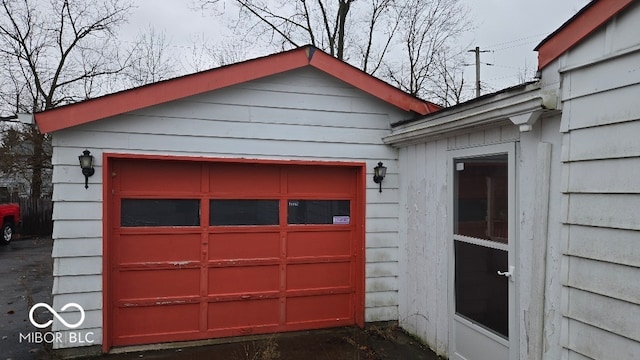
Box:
xmin=78 ymin=149 xmax=95 ymax=189
xmin=373 ymin=161 xmax=387 ymax=193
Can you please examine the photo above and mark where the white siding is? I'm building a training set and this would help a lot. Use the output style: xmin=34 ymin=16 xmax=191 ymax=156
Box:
xmin=395 ymin=114 xmax=566 ymax=359
xmin=395 ymin=118 xmax=567 ymax=359
xmin=551 ymin=3 xmax=640 ymax=358
xmin=50 ymin=67 xmax=416 ymax=348
xmin=397 ymin=138 xmax=450 ymax=356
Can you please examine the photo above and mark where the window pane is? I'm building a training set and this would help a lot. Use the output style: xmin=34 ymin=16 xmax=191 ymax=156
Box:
xmin=454 ymin=155 xmax=508 ymax=243
xmin=455 ymin=240 xmax=508 ymax=338
xmin=288 ymin=200 xmax=350 ymax=225
xmin=121 ymin=199 xmax=200 ymax=227
xmin=210 ymin=200 xmax=279 ymax=226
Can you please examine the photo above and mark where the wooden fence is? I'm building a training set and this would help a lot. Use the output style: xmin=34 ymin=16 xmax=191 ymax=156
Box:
xmin=18 ymin=197 xmax=53 ymax=236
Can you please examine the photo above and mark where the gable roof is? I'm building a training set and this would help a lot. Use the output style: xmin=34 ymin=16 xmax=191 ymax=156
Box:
xmin=34 ymin=45 xmax=440 ymax=133
xmin=535 ymin=0 xmax=635 ymax=70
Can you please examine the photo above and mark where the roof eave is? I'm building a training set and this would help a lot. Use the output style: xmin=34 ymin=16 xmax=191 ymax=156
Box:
xmin=384 ymin=83 xmax=558 ymax=147
xmin=308 ymin=50 xmax=439 ymax=115
xmin=536 ymin=0 xmax=634 ymax=70
xmin=34 ymin=45 xmax=439 ymax=133
xmin=34 ymin=47 xmax=311 ymax=133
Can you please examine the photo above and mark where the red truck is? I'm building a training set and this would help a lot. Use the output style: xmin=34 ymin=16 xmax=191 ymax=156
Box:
xmin=0 ymin=203 xmax=20 ymax=245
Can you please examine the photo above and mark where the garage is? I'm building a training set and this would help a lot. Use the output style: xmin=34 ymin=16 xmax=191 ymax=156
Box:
xmin=107 ymin=157 xmax=365 ymax=347
xmin=35 ymin=46 xmax=436 ymax=353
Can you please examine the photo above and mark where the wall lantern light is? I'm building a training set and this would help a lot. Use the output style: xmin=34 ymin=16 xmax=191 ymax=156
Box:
xmin=373 ymin=161 xmax=387 ymax=193
xmin=78 ymin=149 xmax=95 ymax=189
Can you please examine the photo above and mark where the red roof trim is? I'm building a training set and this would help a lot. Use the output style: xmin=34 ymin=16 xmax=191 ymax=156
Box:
xmin=308 ymin=49 xmax=441 ymax=114
xmin=35 ymin=45 xmax=438 ymax=133
xmin=536 ymin=0 xmax=634 ymax=70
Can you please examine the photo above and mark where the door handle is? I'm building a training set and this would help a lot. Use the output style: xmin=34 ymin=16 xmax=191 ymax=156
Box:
xmin=497 ymin=266 xmax=515 ymax=282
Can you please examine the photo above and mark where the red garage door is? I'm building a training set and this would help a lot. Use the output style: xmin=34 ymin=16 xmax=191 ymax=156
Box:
xmin=107 ymin=158 xmax=364 ymax=348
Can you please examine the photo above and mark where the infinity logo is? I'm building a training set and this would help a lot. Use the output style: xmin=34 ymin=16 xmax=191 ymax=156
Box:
xmin=29 ymin=303 xmax=85 ymax=329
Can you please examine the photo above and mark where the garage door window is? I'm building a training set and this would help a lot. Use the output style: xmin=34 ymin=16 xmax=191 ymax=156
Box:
xmin=288 ymin=200 xmax=350 ymax=225
xmin=121 ymin=199 xmax=200 ymax=227
xmin=210 ymin=199 xmax=279 ymax=226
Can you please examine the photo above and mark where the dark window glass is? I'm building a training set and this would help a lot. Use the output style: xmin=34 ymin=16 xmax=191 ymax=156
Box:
xmin=455 ymin=240 xmax=508 ymax=338
xmin=121 ymin=199 xmax=200 ymax=227
xmin=287 ymin=200 xmax=350 ymax=225
xmin=210 ymin=200 xmax=279 ymax=226
xmin=454 ymin=154 xmax=508 ymax=243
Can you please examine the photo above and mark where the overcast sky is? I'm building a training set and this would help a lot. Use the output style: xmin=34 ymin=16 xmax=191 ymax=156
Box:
xmin=121 ymin=0 xmax=591 ymax=99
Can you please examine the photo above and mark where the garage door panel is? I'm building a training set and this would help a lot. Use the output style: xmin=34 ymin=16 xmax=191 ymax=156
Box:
xmin=210 ymin=199 xmax=280 ymax=226
xmin=287 ymin=200 xmax=351 ymax=225
xmin=117 ymin=269 xmax=200 ymax=299
xmin=209 ymin=232 xmax=280 ymax=260
xmin=117 ymin=234 xmax=201 ymax=264
xmin=210 ymin=164 xmax=281 ymax=195
xmin=287 ymin=231 xmax=351 ymax=257
xmin=286 ymin=167 xmax=355 ymax=195
xmin=119 ymin=160 xmax=202 ymax=193
xmin=286 ymin=294 xmax=352 ymax=323
xmin=208 ymin=299 xmax=280 ymax=329
xmin=116 ymin=304 xmax=200 ymax=337
xmin=287 ymin=262 xmax=351 ymax=290
xmin=120 ymin=199 xmax=201 ymax=227
xmin=110 ymin=159 xmax=362 ymax=347
xmin=209 ymin=266 xmax=280 ymax=294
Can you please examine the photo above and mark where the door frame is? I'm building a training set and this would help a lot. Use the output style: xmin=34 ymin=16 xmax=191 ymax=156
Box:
xmin=447 ymin=142 xmax=519 ymax=360
xmin=101 ymin=153 xmax=367 ymax=352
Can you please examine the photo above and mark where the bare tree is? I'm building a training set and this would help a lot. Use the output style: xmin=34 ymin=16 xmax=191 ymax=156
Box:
xmin=220 ymin=0 xmax=354 ymax=59
xmin=126 ymin=26 xmax=179 ymax=87
xmin=516 ymin=59 xmax=536 ymax=84
xmin=0 ymin=0 xmax=133 ymax=197
xmin=182 ymin=34 xmax=249 ymax=73
xmin=429 ymin=51 xmax=466 ymax=106
xmin=354 ymin=0 xmax=399 ymax=75
xmin=195 ymin=0 xmax=471 ymax=104
xmin=386 ymin=0 xmax=470 ymax=99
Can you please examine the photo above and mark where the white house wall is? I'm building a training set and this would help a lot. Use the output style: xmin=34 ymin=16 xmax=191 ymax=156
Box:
xmin=519 ymin=116 xmax=565 ymax=360
xmin=49 ymin=67 xmax=414 ymax=348
xmin=396 ymin=116 xmax=565 ymax=359
xmin=546 ymin=2 xmax=640 ymax=359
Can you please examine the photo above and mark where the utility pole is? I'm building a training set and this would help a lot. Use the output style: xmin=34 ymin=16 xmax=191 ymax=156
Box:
xmin=468 ymin=46 xmax=491 ymax=97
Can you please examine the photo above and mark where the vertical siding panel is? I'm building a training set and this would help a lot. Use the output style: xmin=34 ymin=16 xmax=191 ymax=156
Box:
xmin=468 ymin=131 xmax=485 ymax=147
xmin=454 ymin=134 xmax=470 ymax=148
xmin=540 ymin=117 xmax=565 ymax=360
xmin=433 ymin=138 xmax=450 ymax=355
xmin=397 ymin=136 xmax=451 ymax=357
xmin=414 ymin=143 xmax=430 ymax=339
xmin=447 ymin=137 xmax=456 ymax=150
xmin=517 ymin=126 xmax=541 ymax=358
xmin=484 ymin=127 xmax=502 ymax=144
xmin=403 ymin=145 xmax=420 ymax=330
xmin=500 ymin=124 xmax=520 ymax=141
xmin=397 ymin=146 xmax=410 ymax=331
xmin=418 ymin=141 xmax=434 ymax=346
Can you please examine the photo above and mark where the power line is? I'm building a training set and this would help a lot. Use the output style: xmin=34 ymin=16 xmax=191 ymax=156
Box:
xmin=484 ymin=32 xmax=548 ymax=49
xmin=491 ymin=39 xmax=545 ymax=52
xmin=488 ymin=63 xmax=525 ymax=70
